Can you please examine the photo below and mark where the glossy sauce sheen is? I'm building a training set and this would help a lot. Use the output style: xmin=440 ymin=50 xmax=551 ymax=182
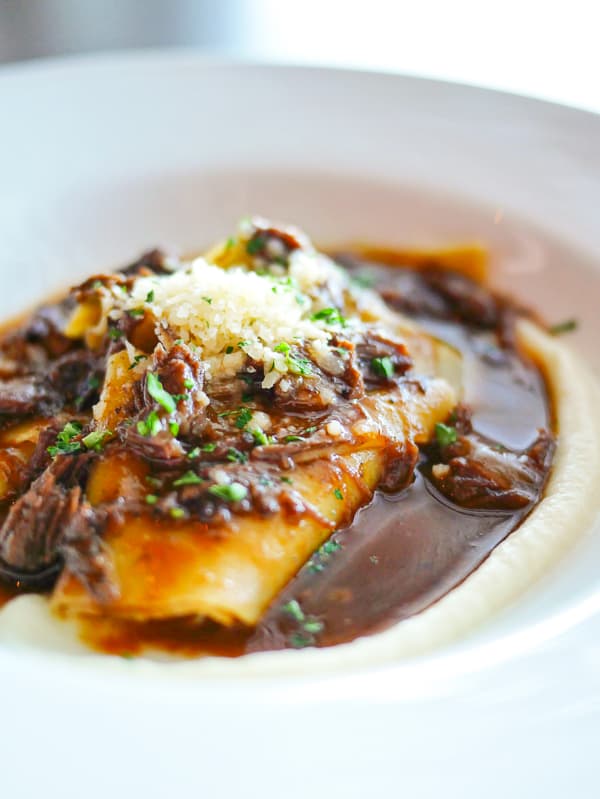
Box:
xmin=79 ymin=258 xmax=550 ymax=658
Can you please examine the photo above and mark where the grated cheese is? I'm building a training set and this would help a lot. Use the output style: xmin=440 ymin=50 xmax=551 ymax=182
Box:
xmin=111 ymin=243 xmax=355 ymax=386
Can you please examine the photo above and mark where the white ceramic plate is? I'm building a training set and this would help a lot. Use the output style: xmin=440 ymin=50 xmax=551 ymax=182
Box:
xmin=1 ymin=53 xmax=600 ymax=798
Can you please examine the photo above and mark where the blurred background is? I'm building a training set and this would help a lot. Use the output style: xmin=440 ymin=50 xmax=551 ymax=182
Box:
xmin=1 ymin=0 xmax=599 ymax=113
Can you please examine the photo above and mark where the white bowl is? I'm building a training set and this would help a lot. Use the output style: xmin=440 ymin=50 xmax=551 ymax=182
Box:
xmin=1 ymin=53 xmax=600 ymax=798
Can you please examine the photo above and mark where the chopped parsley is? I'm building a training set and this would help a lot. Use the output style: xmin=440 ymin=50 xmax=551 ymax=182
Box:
xmin=108 ymin=327 xmax=123 ymax=340
xmin=226 ymin=448 xmax=248 ymax=464
xmin=145 ymin=494 xmax=158 ymax=505
xmin=169 ymin=507 xmax=186 ymax=519
xmin=351 ymin=273 xmax=375 ymax=288
xmin=47 ymin=421 xmax=83 ymax=457
xmin=234 ymin=407 xmax=253 ymax=429
xmin=289 ymin=633 xmax=313 ymax=649
xmin=371 ymin=356 xmax=394 ymax=379
xmin=435 ymin=422 xmax=458 ymax=447
xmin=286 ymin=355 xmax=312 ymax=376
xmin=145 ymin=289 xmax=155 ymax=302
xmin=549 ymin=318 xmax=578 ymax=336
xmin=282 ymin=599 xmax=305 ymax=622
xmin=209 ymin=482 xmax=248 ymax=502
xmin=225 ymin=236 xmax=236 ymax=250
xmin=187 ymin=447 xmax=201 ymax=459
xmin=146 ymin=372 xmax=176 ymax=413
xmin=246 ymin=235 xmax=266 ymax=255
xmin=128 ymin=354 xmax=147 ymax=371
xmin=82 ymin=429 xmax=112 ymax=452
xmin=274 ymin=342 xmax=291 ymax=354
xmin=88 ymin=375 xmax=101 ymax=389
xmin=280 ymin=476 xmax=293 ymax=484
xmin=302 ymin=619 xmax=324 ymax=634
xmin=128 ymin=308 xmax=145 ymax=318
xmin=183 ymin=378 xmax=194 ymax=389
xmin=333 ymin=488 xmax=343 ymax=500
xmin=307 ymin=538 xmax=342 ymax=573
xmin=251 ymin=429 xmax=269 ymax=446
xmin=137 ymin=410 xmax=162 ymax=437
xmin=202 ymin=296 xmax=212 ymax=304
xmin=225 ymin=345 xmax=234 ymax=354
xmin=311 ymin=307 xmax=346 ymax=326
xmin=173 ymin=471 xmax=204 ymax=487
xmin=201 ymin=442 xmax=217 ymax=452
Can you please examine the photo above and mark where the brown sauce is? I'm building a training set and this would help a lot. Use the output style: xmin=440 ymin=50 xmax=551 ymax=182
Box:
xmin=77 ymin=259 xmax=551 ymax=659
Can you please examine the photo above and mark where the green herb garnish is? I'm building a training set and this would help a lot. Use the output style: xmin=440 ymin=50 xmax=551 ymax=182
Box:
xmin=82 ymin=429 xmax=112 ymax=452
xmin=371 ymin=356 xmax=394 ymax=379
xmin=145 ymin=494 xmax=158 ymax=505
xmin=173 ymin=471 xmax=204 ymax=487
xmin=146 ymin=372 xmax=176 ymax=413
xmin=128 ymin=354 xmax=147 ymax=371
xmin=169 ymin=507 xmax=186 ymax=519
xmin=274 ymin=342 xmax=291 ymax=354
xmin=351 ymin=274 xmax=375 ymax=288
xmin=288 ymin=633 xmax=313 ymax=649
xmin=169 ymin=421 xmax=180 ymax=437
xmin=128 ymin=308 xmax=145 ymax=318
xmin=246 ymin=235 xmax=265 ymax=255
xmin=333 ymin=488 xmax=343 ymax=500
xmin=251 ymin=429 xmax=269 ymax=446
xmin=137 ymin=410 xmax=162 ymax=437
xmin=183 ymin=378 xmax=194 ymax=389
xmin=208 ymin=482 xmax=248 ymax=502
xmin=145 ymin=289 xmax=155 ymax=302
xmin=302 ymin=619 xmax=324 ymax=634
xmin=282 ymin=599 xmax=305 ymax=622
xmin=226 ymin=448 xmax=248 ymax=464
xmin=234 ymin=407 xmax=253 ymax=429
xmin=549 ymin=318 xmax=578 ymax=336
xmin=280 ymin=476 xmax=293 ymax=485
xmin=311 ymin=307 xmax=346 ymax=326
xmin=108 ymin=327 xmax=123 ymax=340
xmin=435 ymin=422 xmax=458 ymax=446
xmin=286 ymin=355 xmax=312 ymax=376
xmin=47 ymin=421 xmax=83 ymax=457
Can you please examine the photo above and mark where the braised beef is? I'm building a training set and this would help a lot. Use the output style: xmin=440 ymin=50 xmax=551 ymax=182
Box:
xmin=153 ymin=343 xmax=207 ymax=438
xmin=427 ymin=412 xmax=555 ymax=510
xmin=47 ymin=350 xmax=105 ymax=410
xmin=120 ymin=248 xmax=174 ymax=277
xmin=0 ymin=376 xmax=59 ymax=417
xmin=355 ymin=330 xmax=412 ymax=388
xmin=0 ymin=453 xmax=91 ymax=576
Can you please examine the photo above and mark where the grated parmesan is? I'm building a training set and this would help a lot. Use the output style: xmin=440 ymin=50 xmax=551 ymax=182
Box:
xmin=110 ymin=241 xmax=357 ymax=387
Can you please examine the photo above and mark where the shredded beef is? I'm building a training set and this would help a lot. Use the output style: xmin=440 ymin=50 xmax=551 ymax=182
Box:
xmin=355 ymin=330 xmax=412 ymax=388
xmin=47 ymin=350 xmax=105 ymax=410
xmin=428 ymin=409 xmax=555 ymax=510
xmin=0 ymin=376 xmax=59 ymax=417
xmin=0 ymin=454 xmax=90 ymax=575
xmin=153 ymin=343 xmax=207 ymax=438
xmin=120 ymin=248 xmax=174 ymax=277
